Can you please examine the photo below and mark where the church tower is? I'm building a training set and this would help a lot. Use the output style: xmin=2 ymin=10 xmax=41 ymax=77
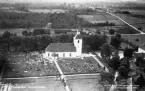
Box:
xmin=73 ymin=29 xmax=83 ymax=55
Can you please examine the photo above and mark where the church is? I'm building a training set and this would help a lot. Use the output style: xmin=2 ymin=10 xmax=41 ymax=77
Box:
xmin=43 ymin=30 xmax=83 ymax=59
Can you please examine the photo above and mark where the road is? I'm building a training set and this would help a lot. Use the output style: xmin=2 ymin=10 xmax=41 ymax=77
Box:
xmin=106 ymin=11 xmax=145 ymax=34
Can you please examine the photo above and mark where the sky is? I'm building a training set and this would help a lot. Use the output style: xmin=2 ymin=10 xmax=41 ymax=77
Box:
xmin=0 ymin=0 xmax=143 ymax=3
xmin=17 ymin=0 xmax=138 ymax=3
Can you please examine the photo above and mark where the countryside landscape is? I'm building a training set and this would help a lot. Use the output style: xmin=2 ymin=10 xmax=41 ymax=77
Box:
xmin=0 ymin=0 xmax=145 ymax=91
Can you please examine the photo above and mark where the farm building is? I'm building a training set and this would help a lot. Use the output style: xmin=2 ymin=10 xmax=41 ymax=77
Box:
xmin=43 ymin=30 xmax=83 ymax=59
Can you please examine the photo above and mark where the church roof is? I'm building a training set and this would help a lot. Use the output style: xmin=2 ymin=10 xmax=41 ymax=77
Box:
xmin=45 ymin=43 xmax=76 ymax=52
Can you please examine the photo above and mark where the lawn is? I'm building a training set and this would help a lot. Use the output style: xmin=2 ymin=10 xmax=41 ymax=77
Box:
xmin=2 ymin=53 xmax=58 ymax=78
xmin=58 ymin=57 xmax=103 ymax=75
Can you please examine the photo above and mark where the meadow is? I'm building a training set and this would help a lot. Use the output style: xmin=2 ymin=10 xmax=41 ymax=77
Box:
xmin=29 ymin=9 xmax=67 ymax=14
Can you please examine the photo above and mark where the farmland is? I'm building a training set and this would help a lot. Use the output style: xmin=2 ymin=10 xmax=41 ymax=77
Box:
xmin=77 ymin=13 xmax=124 ymax=25
xmin=114 ymin=14 xmax=145 ymax=32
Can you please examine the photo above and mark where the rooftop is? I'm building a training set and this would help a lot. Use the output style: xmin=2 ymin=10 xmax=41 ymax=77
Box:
xmin=45 ymin=43 xmax=76 ymax=52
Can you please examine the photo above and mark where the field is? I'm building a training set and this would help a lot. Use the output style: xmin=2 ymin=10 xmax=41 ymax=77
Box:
xmin=118 ymin=9 xmax=145 ymax=15
xmin=29 ymin=9 xmax=67 ymax=13
xmin=77 ymin=14 xmax=124 ymax=25
xmin=1 ymin=75 xmax=103 ymax=91
xmin=2 ymin=53 xmax=58 ymax=78
xmin=58 ymin=57 xmax=103 ymax=75
xmin=114 ymin=14 xmax=145 ymax=32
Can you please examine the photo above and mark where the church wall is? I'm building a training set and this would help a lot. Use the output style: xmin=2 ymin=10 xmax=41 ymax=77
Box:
xmin=43 ymin=52 xmax=81 ymax=59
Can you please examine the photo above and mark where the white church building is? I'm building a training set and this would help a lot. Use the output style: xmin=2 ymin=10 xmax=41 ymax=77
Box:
xmin=43 ymin=30 xmax=83 ymax=59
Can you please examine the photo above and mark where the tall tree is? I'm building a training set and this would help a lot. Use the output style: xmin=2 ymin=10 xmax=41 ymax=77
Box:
xmin=101 ymin=43 xmax=115 ymax=61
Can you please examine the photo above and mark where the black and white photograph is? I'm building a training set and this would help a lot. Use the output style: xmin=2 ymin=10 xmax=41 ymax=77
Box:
xmin=0 ymin=0 xmax=145 ymax=91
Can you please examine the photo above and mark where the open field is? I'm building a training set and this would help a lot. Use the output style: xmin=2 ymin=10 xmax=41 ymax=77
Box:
xmin=77 ymin=14 xmax=124 ymax=25
xmin=114 ymin=14 xmax=145 ymax=32
xmin=58 ymin=57 xmax=103 ymax=75
xmin=2 ymin=80 xmax=66 ymax=91
xmin=1 ymin=74 xmax=104 ymax=91
xmin=29 ymin=9 xmax=67 ymax=13
xmin=2 ymin=53 xmax=58 ymax=78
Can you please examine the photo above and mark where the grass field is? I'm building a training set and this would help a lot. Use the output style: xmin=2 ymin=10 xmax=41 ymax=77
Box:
xmin=58 ymin=57 xmax=103 ymax=75
xmin=77 ymin=14 xmax=124 ymax=25
xmin=2 ymin=53 xmax=58 ymax=78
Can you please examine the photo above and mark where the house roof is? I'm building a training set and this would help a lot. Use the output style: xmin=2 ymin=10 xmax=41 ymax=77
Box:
xmin=45 ymin=43 xmax=76 ymax=52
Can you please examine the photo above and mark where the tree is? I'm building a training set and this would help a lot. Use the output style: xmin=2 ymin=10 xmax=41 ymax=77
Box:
xmin=22 ymin=31 xmax=28 ymax=37
xmin=120 ymin=57 xmax=130 ymax=68
xmin=109 ymin=29 xmax=115 ymax=35
xmin=108 ymin=52 xmax=120 ymax=70
xmin=101 ymin=43 xmax=115 ymax=61
xmin=137 ymin=27 xmax=142 ymax=31
xmin=32 ymin=29 xmax=46 ymax=36
xmin=2 ymin=31 xmax=11 ymax=38
xmin=118 ymin=65 xmax=130 ymax=79
xmin=135 ymin=73 xmax=145 ymax=89
xmin=110 ymin=33 xmax=122 ymax=49
xmin=0 ymin=47 xmax=6 ymax=70
xmin=123 ymin=48 xmax=136 ymax=59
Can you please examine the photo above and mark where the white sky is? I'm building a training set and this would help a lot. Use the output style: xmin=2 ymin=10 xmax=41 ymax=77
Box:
xmin=11 ymin=0 xmax=139 ymax=3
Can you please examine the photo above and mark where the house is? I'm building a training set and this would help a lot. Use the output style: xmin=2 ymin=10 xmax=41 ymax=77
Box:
xmin=43 ymin=30 xmax=83 ymax=59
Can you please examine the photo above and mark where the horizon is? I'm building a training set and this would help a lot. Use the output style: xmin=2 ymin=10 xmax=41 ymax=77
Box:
xmin=0 ymin=0 xmax=144 ymax=4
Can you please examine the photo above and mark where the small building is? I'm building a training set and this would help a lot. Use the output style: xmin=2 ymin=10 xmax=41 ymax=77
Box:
xmin=43 ymin=30 xmax=83 ymax=59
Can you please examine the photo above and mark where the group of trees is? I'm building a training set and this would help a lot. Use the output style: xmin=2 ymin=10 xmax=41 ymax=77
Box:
xmin=100 ymin=33 xmax=145 ymax=90
xmin=115 ymin=10 xmax=145 ymax=19
xmin=83 ymin=34 xmax=107 ymax=51
xmin=0 ymin=11 xmax=51 ymax=28
xmin=83 ymin=21 xmax=115 ymax=28
xmin=22 ymin=29 xmax=50 ymax=36
xmin=1 ymin=31 xmax=107 ymax=53
xmin=50 ymin=13 xmax=88 ymax=28
xmin=0 ymin=46 xmax=6 ymax=70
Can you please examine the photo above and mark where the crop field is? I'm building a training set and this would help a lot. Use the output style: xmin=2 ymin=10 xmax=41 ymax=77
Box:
xmin=77 ymin=14 xmax=124 ymax=25
xmin=58 ymin=57 xmax=103 ymax=75
xmin=114 ymin=14 xmax=145 ymax=32
xmin=2 ymin=53 xmax=58 ymax=78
